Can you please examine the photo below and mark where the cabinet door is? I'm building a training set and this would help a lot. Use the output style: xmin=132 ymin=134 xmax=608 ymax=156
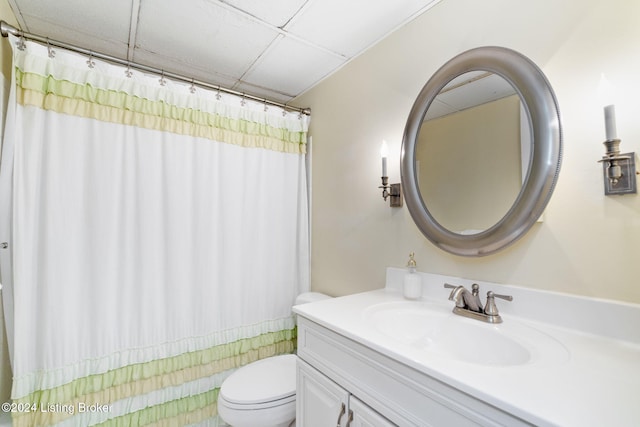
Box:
xmin=350 ymin=397 xmax=397 ymax=427
xmin=297 ymin=359 xmax=350 ymax=427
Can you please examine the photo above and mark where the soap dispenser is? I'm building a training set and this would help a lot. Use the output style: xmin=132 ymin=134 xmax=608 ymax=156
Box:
xmin=403 ymin=252 xmax=422 ymax=299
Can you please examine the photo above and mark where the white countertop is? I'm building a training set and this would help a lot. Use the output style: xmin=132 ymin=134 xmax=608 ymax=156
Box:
xmin=293 ymin=269 xmax=640 ymax=427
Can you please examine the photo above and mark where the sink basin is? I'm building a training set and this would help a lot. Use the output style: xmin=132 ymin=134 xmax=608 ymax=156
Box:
xmin=363 ymin=301 xmax=569 ymax=367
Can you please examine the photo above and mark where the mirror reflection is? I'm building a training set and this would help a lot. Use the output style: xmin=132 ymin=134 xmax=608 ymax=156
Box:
xmin=415 ymin=72 xmax=530 ymax=234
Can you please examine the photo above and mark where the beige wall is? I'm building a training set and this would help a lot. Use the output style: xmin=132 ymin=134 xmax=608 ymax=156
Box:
xmin=295 ymin=0 xmax=640 ymax=303
xmin=0 ymin=3 xmax=17 ymax=80
xmin=0 ymin=0 xmax=18 ymax=403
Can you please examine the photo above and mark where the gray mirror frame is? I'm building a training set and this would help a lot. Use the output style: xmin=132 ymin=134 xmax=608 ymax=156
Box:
xmin=401 ymin=46 xmax=562 ymax=256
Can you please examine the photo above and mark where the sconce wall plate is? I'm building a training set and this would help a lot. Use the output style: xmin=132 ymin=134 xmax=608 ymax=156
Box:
xmin=389 ymin=183 xmax=403 ymax=207
xmin=601 ymin=151 xmax=637 ymax=195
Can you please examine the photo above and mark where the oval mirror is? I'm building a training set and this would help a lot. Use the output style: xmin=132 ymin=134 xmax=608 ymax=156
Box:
xmin=401 ymin=47 xmax=562 ymax=256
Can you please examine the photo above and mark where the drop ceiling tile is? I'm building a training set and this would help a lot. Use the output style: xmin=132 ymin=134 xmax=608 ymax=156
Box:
xmin=132 ymin=48 xmax=240 ymax=89
xmin=286 ymin=0 xmax=437 ymax=57
xmin=222 ymin=0 xmax=307 ymax=27
xmin=135 ymin=0 xmax=280 ymax=79
xmin=424 ymin=74 xmax=518 ymax=120
xmin=242 ymin=35 xmax=346 ymax=98
xmin=232 ymin=81 xmax=296 ymax=105
xmin=14 ymin=0 xmax=131 ymax=44
xmin=424 ymin=99 xmax=458 ymax=121
xmin=438 ymin=74 xmax=516 ymax=111
xmin=15 ymin=15 xmax=129 ymax=59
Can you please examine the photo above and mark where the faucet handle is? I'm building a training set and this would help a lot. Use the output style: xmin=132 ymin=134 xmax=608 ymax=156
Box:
xmin=492 ymin=292 xmax=513 ymax=301
xmin=484 ymin=291 xmax=513 ymax=316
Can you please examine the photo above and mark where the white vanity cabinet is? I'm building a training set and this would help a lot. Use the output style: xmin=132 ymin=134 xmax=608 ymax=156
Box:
xmin=297 ymin=358 xmax=394 ymax=427
xmin=349 ymin=396 xmax=396 ymax=427
xmin=296 ymin=358 xmax=348 ymax=426
xmin=295 ymin=316 xmax=533 ymax=427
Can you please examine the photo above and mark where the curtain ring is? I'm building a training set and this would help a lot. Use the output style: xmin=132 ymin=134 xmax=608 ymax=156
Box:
xmin=215 ymin=86 xmax=222 ymax=101
xmin=46 ymin=38 xmax=55 ymax=58
xmin=86 ymin=51 xmax=95 ymax=69
xmin=240 ymin=94 xmax=246 ymax=107
xmin=159 ymin=70 xmax=167 ymax=86
xmin=189 ymin=79 xmax=196 ymax=94
xmin=125 ymin=63 xmax=133 ymax=78
xmin=17 ymin=34 xmax=26 ymax=51
xmin=263 ymin=99 xmax=268 ymax=112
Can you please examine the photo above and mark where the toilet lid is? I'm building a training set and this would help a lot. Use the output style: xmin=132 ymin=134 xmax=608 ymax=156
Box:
xmin=220 ymin=354 xmax=297 ymax=405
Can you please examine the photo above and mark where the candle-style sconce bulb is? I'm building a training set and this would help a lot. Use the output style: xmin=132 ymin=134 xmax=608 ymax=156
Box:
xmin=378 ymin=140 xmax=403 ymax=207
xmin=597 ymin=104 xmax=637 ymax=195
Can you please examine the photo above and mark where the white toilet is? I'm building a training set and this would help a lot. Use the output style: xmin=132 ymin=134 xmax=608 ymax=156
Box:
xmin=217 ymin=292 xmax=330 ymax=427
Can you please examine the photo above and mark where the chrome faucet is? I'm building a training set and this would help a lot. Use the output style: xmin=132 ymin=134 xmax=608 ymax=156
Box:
xmin=444 ymin=283 xmax=513 ymax=323
xmin=446 ymin=283 xmax=483 ymax=312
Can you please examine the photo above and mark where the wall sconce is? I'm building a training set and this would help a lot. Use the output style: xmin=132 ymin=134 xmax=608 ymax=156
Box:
xmin=597 ymin=104 xmax=637 ymax=195
xmin=379 ymin=140 xmax=403 ymax=207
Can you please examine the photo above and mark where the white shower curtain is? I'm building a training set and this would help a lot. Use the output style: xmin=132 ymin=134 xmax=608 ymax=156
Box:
xmin=0 ymin=35 xmax=309 ymax=426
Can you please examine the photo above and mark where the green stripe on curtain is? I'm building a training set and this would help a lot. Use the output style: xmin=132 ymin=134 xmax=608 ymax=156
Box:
xmin=11 ymin=328 xmax=296 ymax=427
xmin=96 ymin=388 xmax=219 ymax=427
xmin=15 ymin=69 xmax=307 ymax=154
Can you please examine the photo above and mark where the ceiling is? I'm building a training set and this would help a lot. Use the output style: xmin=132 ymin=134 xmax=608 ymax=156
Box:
xmin=6 ymin=0 xmax=442 ymax=106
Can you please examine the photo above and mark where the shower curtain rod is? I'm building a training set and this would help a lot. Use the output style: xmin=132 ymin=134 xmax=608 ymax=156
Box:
xmin=0 ymin=20 xmax=311 ymax=116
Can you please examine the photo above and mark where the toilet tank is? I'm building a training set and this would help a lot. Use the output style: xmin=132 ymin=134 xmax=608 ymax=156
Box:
xmin=295 ymin=292 xmax=330 ymax=305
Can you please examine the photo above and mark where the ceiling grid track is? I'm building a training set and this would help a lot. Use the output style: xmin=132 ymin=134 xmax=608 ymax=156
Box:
xmin=214 ymin=0 xmax=346 ymax=60
xmin=127 ymin=0 xmax=142 ymax=63
xmin=6 ymin=0 xmax=27 ymax=31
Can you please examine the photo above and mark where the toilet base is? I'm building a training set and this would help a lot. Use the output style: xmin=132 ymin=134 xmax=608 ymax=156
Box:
xmin=217 ymin=395 xmax=296 ymax=427
xmin=219 ymin=420 xmax=294 ymax=427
